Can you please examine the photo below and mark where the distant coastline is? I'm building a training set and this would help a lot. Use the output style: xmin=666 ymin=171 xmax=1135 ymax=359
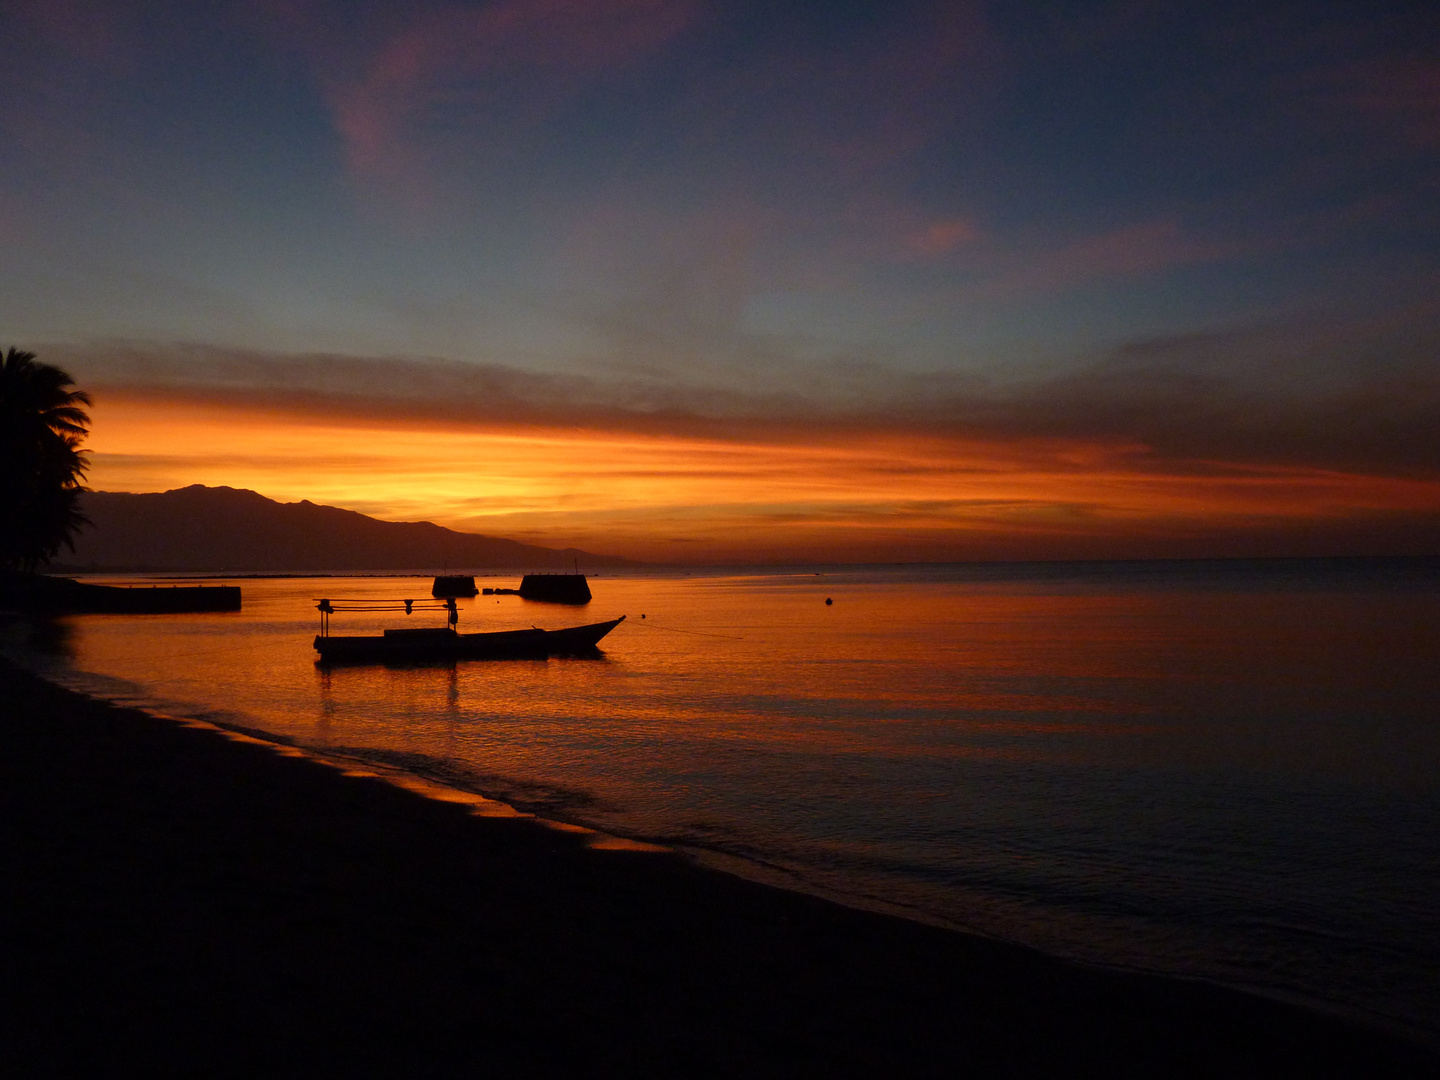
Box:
xmin=58 ymin=485 xmax=640 ymax=573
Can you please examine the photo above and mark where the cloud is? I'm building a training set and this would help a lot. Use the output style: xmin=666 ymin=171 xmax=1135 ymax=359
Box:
xmin=662 ymin=2 xmax=1001 ymax=185
xmin=973 ymin=219 xmax=1244 ymax=299
xmin=1334 ymin=57 xmax=1440 ymax=148
xmin=56 ymin=328 xmax=1439 ymax=562
xmin=903 ymin=218 xmax=980 ymax=259
xmin=44 ymin=301 xmax=1440 ymax=483
xmin=253 ymin=0 xmax=1003 ymax=232
xmin=311 ymin=0 xmax=697 ymax=190
xmin=912 ymin=317 xmax=1440 ymax=478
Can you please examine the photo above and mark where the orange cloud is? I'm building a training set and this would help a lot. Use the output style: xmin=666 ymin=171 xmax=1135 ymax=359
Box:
xmin=83 ymin=393 xmax=1440 ymax=562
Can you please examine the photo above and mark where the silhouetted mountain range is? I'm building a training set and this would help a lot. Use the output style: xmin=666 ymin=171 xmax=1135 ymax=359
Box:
xmin=59 ymin=486 xmax=637 ymax=572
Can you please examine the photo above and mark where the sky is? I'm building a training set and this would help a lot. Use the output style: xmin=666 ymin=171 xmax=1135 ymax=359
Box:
xmin=3 ymin=0 xmax=1438 ymax=562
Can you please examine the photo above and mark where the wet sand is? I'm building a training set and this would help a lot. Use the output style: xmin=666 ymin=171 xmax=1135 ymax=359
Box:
xmin=1 ymin=657 xmax=1434 ymax=1077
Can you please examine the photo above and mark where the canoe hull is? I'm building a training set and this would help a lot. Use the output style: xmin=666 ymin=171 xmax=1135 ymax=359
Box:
xmin=314 ymin=616 xmax=625 ymax=664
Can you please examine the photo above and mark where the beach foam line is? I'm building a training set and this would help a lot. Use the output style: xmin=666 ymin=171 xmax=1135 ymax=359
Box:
xmin=131 ymin=702 xmax=670 ymax=851
xmin=3 ymin=653 xmax=681 ymax=853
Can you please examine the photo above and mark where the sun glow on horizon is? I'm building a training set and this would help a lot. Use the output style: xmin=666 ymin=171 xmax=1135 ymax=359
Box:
xmin=84 ymin=395 xmax=1440 ymax=561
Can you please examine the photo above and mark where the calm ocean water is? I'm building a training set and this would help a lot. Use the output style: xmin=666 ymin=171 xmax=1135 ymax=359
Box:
xmin=5 ymin=560 xmax=1438 ymax=1042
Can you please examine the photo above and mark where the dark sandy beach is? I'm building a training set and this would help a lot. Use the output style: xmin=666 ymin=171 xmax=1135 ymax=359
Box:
xmin=1 ymin=657 xmax=1434 ymax=1078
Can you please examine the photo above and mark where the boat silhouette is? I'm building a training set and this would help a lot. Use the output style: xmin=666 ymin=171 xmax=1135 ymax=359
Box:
xmin=312 ymin=596 xmax=623 ymax=663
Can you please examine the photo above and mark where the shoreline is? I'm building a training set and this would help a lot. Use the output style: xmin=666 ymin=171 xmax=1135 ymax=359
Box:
xmin=2 ymin=656 xmax=1435 ymax=1076
xmin=251 ymin=745 xmax=1440 ymax=1052
xmin=130 ymin=675 xmax=1430 ymax=1050
xmin=17 ymin=665 xmax=1393 ymax=1037
xmin=268 ymin=740 xmax=1440 ymax=1052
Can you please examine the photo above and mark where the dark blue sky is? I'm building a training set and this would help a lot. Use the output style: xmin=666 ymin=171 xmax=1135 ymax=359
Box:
xmin=4 ymin=0 xmax=1435 ymax=371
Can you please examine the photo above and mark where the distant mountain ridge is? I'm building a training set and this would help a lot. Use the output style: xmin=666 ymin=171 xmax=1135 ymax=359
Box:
xmin=59 ymin=486 xmax=637 ymax=572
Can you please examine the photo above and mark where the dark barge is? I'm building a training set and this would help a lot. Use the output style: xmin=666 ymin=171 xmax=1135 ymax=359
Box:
xmin=517 ymin=573 xmax=591 ymax=604
xmin=431 ymin=575 xmax=479 ymax=597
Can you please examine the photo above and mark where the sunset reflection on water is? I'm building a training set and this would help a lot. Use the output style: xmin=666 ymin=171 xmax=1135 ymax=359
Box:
xmin=11 ymin=562 xmax=1440 ymax=1040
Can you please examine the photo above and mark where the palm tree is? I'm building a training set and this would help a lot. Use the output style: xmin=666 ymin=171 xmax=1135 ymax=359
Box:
xmin=0 ymin=348 xmax=93 ymax=571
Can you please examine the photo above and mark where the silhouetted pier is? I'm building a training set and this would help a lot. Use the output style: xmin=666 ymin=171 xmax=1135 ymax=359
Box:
xmin=0 ymin=573 xmax=241 ymax=613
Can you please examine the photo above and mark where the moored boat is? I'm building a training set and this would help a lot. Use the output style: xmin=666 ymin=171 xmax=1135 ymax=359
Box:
xmin=312 ymin=596 xmax=623 ymax=663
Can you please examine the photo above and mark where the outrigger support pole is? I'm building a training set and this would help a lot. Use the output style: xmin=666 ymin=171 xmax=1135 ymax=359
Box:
xmin=311 ymin=596 xmax=456 ymax=637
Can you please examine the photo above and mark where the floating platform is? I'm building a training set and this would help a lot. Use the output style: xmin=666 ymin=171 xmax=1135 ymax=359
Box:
xmin=431 ymin=575 xmax=479 ymax=597
xmin=518 ymin=574 xmax=592 ymax=604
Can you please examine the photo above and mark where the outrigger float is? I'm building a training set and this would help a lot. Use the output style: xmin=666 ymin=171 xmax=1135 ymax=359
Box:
xmin=313 ymin=596 xmax=624 ymax=663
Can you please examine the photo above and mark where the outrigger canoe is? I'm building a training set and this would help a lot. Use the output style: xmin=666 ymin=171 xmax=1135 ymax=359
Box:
xmin=312 ymin=596 xmax=624 ymax=663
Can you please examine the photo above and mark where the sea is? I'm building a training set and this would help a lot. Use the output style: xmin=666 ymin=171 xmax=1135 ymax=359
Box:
xmin=4 ymin=559 xmax=1438 ymax=1045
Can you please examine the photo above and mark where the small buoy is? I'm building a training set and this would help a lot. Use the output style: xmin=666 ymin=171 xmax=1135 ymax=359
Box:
xmin=825 ymin=597 xmax=833 ymax=605
xmin=641 ymin=614 xmax=646 ymax=618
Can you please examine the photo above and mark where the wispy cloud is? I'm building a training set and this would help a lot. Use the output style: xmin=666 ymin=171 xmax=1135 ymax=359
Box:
xmin=307 ymin=0 xmax=698 ymax=196
xmin=969 ymin=219 xmax=1244 ymax=299
xmin=903 ymin=218 xmax=981 ymax=260
xmin=78 ymin=391 xmax=1440 ymax=561
xmin=1329 ymin=56 xmax=1440 ymax=148
xmin=48 ymin=301 xmax=1440 ymax=481
xmin=681 ymin=1 xmax=1001 ymax=173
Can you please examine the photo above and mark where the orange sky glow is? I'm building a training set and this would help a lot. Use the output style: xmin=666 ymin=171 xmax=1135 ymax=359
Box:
xmin=82 ymin=395 xmax=1440 ymax=563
